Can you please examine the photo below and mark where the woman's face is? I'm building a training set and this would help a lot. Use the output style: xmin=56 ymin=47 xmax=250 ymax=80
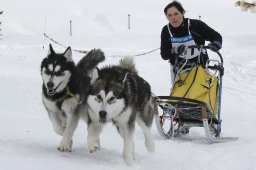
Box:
xmin=166 ymin=6 xmax=184 ymax=28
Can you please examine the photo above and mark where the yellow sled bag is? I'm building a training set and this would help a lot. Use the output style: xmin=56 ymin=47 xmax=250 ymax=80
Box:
xmin=170 ymin=66 xmax=218 ymax=118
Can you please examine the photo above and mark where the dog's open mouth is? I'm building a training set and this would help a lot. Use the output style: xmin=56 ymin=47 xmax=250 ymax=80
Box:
xmin=99 ymin=118 xmax=108 ymax=124
xmin=47 ymin=82 xmax=62 ymax=95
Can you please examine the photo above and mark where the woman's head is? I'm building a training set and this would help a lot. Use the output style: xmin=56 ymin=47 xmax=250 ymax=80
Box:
xmin=164 ymin=1 xmax=185 ymax=28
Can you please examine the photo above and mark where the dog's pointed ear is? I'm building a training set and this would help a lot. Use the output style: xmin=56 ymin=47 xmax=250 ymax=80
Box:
xmin=47 ymin=44 xmax=55 ymax=56
xmin=89 ymin=68 xmax=99 ymax=85
xmin=63 ymin=46 xmax=72 ymax=62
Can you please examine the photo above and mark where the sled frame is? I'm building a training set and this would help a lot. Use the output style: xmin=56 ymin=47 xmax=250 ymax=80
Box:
xmin=155 ymin=45 xmax=238 ymax=142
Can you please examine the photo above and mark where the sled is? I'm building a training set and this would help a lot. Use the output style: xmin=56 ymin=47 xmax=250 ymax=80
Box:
xmin=155 ymin=45 xmax=238 ymax=143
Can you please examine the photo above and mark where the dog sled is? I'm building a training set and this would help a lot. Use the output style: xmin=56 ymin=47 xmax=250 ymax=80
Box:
xmin=155 ymin=45 xmax=238 ymax=143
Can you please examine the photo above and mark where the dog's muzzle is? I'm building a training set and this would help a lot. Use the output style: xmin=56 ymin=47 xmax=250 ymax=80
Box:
xmin=99 ymin=110 xmax=107 ymax=124
xmin=47 ymin=81 xmax=62 ymax=95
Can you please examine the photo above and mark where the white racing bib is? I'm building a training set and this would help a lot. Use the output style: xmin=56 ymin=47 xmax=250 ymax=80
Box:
xmin=167 ymin=19 xmax=201 ymax=59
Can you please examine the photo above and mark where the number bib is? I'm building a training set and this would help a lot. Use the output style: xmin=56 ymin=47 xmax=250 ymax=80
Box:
xmin=167 ymin=19 xmax=201 ymax=59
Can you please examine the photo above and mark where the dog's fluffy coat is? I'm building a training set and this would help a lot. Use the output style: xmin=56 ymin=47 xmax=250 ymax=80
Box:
xmin=235 ymin=0 xmax=256 ymax=13
xmin=86 ymin=57 xmax=158 ymax=165
xmin=41 ymin=44 xmax=105 ymax=151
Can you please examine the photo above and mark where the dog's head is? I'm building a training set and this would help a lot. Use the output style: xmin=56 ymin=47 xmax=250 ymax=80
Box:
xmin=87 ymin=67 xmax=130 ymax=124
xmin=41 ymin=44 xmax=74 ymax=96
xmin=235 ymin=1 xmax=241 ymax=7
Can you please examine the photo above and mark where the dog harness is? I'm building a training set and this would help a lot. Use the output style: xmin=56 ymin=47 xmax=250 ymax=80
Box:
xmin=65 ymin=87 xmax=83 ymax=104
xmin=167 ymin=19 xmax=200 ymax=59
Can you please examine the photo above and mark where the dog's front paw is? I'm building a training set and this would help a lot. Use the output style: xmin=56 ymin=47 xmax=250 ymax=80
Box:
xmin=145 ymin=140 xmax=155 ymax=153
xmin=88 ymin=144 xmax=101 ymax=153
xmin=58 ymin=140 xmax=73 ymax=152
xmin=123 ymin=153 xmax=133 ymax=166
xmin=89 ymin=148 xmax=98 ymax=154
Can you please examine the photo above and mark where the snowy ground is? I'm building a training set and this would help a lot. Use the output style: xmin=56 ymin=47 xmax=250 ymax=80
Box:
xmin=1 ymin=0 xmax=256 ymax=169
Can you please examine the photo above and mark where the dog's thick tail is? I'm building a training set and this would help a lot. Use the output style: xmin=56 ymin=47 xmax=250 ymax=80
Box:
xmin=119 ymin=57 xmax=138 ymax=74
xmin=77 ymin=49 xmax=105 ymax=73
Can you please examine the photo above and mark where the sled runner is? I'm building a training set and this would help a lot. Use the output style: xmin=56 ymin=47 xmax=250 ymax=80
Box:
xmin=155 ymin=45 xmax=238 ymax=142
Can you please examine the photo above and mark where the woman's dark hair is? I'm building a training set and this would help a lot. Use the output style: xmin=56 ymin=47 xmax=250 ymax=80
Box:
xmin=164 ymin=1 xmax=185 ymax=15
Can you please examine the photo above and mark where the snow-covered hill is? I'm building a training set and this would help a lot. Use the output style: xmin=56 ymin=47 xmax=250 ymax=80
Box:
xmin=1 ymin=0 xmax=256 ymax=169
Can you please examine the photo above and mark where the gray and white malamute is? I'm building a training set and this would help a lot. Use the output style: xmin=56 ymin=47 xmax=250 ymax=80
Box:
xmin=87 ymin=57 xmax=158 ymax=165
xmin=41 ymin=44 xmax=105 ymax=152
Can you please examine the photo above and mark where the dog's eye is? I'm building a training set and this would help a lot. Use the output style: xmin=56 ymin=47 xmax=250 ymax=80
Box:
xmin=96 ymin=95 xmax=102 ymax=101
xmin=109 ymin=97 xmax=115 ymax=102
xmin=108 ymin=96 xmax=116 ymax=104
xmin=44 ymin=70 xmax=51 ymax=75
xmin=55 ymin=71 xmax=64 ymax=76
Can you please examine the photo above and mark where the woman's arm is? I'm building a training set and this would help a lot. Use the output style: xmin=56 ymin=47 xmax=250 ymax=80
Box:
xmin=160 ymin=26 xmax=177 ymax=65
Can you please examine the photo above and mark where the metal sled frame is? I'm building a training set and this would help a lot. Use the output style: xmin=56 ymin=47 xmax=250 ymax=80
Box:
xmin=155 ymin=45 xmax=238 ymax=143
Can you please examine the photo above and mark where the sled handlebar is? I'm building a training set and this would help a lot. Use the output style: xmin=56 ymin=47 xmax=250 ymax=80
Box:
xmin=188 ymin=45 xmax=223 ymax=63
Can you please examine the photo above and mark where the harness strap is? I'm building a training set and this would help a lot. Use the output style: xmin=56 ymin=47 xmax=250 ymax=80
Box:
xmin=65 ymin=87 xmax=83 ymax=104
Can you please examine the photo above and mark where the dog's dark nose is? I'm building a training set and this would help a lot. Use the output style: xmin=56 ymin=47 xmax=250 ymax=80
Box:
xmin=47 ymin=81 xmax=54 ymax=89
xmin=99 ymin=111 xmax=107 ymax=119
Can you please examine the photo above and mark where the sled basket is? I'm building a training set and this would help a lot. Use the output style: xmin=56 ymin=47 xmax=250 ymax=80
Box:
xmin=157 ymin=96 xmax=215 ymax=122
xmin=169 ymin=64 xmax=219 ymax=120
xmin=155 ymin=45 xmax=238 ymax=142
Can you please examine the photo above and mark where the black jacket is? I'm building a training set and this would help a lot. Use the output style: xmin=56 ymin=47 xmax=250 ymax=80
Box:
xmin=160 ymin=18 xmax=222 ymax=65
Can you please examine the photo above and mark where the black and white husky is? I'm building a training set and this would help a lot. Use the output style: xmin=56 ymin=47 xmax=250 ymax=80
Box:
xmin=41 ymin=44 xmax=105 ymax=152
xmin=87 ymin=57 xmax=158 ymax=165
